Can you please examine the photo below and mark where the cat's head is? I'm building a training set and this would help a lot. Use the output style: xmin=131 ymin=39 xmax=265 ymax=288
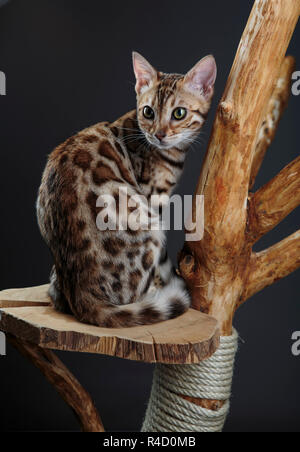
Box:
xmin=132 ymin=52 xmax=217 ymax=150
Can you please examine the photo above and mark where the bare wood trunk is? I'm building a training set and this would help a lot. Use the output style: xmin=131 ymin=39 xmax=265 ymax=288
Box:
xmin=179 ymin=0 xmax=300 ymax=411
xmin=249 ymin=56 xmax=296 ymax=188
xmin=248 ymin=156 xmax=300 ymax=242
xmin=242 ymin=230 xmax=300 ymax=303
xmin=7 ymin=334 xmax=105 ymax=432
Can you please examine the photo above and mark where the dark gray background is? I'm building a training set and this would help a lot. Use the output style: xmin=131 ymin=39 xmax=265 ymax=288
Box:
xmin=0 ymin=0 xmax=299 ymax=432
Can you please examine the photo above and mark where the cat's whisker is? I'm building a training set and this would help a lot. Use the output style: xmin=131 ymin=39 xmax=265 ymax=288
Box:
xmin=120 ymin=131 xmax=145 ymax=137
xmin=121 ymin=135 xmax=145 ymax=146
xmin=121 ymin=135 xmax=144 ymax=141
xmin=114 ymin=125 xmax=141 ymax=133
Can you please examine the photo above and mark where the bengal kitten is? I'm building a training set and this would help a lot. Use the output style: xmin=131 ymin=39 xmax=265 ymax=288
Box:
xmin=37 ymin=52 xmax=217 ymax=328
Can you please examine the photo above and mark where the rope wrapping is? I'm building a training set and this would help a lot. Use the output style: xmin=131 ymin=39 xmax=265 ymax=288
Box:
xmin=141 ymin=328 xmax=238 ymax=432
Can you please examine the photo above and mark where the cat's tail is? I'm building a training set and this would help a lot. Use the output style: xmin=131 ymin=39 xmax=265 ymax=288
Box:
xmin=72 ymin=276 xmax=191 ymax=328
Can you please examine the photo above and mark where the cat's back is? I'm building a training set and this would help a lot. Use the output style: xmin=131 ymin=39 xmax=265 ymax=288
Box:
xmin=37 ymin=117 xmax=137 ymax=245
xmin=43 ymin=120 xmax=122 ymax=187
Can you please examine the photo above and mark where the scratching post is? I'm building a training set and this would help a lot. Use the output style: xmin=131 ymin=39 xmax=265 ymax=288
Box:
xmin=143 ymin=0 xmax=300 ymax=432
xmin=142 ymin=330 xmax=238 ymax=432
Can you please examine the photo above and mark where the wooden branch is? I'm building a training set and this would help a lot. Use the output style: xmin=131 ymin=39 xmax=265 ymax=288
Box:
xmin=242 ymin=230 xmax=300 ymax=303
xmin=180 ymin=0 xmax=300 ymax=336
xmin=248 ymin=155 xmax=300 ymax=243
xmin=249 ymin=56 xmax=295 ymax=189
xmin=193 ymin=1 xmax=299 ymax=251
xmin=7 ymin=334 xmax=104 ymax=432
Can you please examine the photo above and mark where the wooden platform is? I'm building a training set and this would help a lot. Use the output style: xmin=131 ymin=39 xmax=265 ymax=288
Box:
xmin=0 ymin=285 xmax=219 ymax=364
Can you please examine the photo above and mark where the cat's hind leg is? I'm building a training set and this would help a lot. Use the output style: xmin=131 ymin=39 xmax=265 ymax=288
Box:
xmin=49 ymin=266 xmax=72 ymax=314
xmin=154 ymin=248 xmax=177 ymax=287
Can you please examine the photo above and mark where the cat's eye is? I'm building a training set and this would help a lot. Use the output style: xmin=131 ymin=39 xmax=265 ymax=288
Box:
xmin=172 ymin=107 xmax=187 ymax=120
xmin=143 ymin=106 xmax=155 ymax=120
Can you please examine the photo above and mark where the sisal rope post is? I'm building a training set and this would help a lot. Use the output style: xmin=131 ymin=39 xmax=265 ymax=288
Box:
xmin=142 ymin=329 xmax=238 ymax=432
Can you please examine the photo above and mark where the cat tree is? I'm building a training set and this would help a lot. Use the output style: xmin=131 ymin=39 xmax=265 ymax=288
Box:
xmin=0 ymin=0 xmax=299 ymax=432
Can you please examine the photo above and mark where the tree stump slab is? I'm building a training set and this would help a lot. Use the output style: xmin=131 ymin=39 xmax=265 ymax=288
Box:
xmin=0 ymin=284 xmax=219 ymax=364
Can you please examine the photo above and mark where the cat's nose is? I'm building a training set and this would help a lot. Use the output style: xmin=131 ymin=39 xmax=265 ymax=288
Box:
xmin=155 ymin=131 xmax=167 ymax=141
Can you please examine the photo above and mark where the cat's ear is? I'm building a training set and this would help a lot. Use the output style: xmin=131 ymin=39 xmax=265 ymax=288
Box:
xmin=132 ymin=52 xmax=158 ymax=95
xmin=183 ymin=55 xmax=217 ymax=100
